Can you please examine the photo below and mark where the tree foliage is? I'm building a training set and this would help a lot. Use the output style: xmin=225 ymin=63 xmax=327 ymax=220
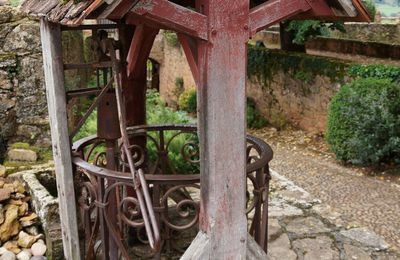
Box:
xmin=283 ymin=20 xmax=345 ymax=45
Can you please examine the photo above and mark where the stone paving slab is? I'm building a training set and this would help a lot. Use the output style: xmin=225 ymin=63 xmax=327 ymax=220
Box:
xmin=267 ymin=170 xmax=400 ymax=260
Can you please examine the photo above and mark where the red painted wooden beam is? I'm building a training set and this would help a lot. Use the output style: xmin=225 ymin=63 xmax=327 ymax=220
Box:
xmin=249 ymin=0 xmax=311 ymax=35
xmin=126 ymin=25 xmax=159 ymax=79
xmin=130 ymin=0 xmax=208 ymax=40
xmin=177 ymin=33 xmax=199 ymax=87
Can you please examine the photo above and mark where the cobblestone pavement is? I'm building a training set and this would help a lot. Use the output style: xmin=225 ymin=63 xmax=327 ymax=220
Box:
xmin=267 ymin=172 xmax=399 ymax=259
xmin=251 ymin=127 xmax=400 ymax=253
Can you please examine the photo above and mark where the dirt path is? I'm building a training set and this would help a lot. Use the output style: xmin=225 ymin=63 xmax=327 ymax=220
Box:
xmin=251 ymin=127 xmax=400 ymax=252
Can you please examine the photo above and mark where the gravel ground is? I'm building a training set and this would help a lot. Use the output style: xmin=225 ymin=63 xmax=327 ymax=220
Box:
xmin=251 ymin=127 xmax=400 ymax=252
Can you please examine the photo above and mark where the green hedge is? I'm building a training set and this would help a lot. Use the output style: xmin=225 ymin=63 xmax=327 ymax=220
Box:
xmin=348 ymin=64 xmax=400 ymax=83
xmin=326 ymin=78 xmax=400 ymax=166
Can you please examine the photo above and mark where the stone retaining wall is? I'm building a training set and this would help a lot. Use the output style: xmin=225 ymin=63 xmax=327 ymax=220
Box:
xmin=306 ymin=37 xmax=400 ymax=60
xmin=0 ymin=6 xmax=50 ymax=147
xmin=257 ymin=23 xmax=400 ymax=59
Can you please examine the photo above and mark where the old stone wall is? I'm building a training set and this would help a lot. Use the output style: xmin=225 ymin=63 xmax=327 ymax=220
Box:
xmin=0 ymin=6 xmax=50 ymax=147
xmin=149 ymin=33 xmax=196 ymax=107
xmin=331 ymin=22 xmax=400 ymax=45
xmin=150 ymin=33 xmax=351 ymax=134
xmin=256 ymin=23 xmax=400 ymax=58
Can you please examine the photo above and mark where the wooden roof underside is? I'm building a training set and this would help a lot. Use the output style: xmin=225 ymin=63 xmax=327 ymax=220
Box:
xmin=20 ymin=0 xmax=370 ymax=29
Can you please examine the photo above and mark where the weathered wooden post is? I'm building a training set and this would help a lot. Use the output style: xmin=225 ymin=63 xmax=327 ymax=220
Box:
xmin=40 ymin=19 xmax=81 ymax=260
xmin=190 ymin=1 xmax=250 ymax=258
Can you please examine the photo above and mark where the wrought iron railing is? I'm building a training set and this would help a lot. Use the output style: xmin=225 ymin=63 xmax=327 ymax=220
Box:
xmin=72 ymin=124 xmax=273 ymax=259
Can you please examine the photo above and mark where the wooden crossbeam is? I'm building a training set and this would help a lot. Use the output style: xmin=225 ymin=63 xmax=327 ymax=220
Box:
xmin=249 ymin=0 xmax=311 ymax=35
xmin=130 ymin=0 xmax=208 ymax=40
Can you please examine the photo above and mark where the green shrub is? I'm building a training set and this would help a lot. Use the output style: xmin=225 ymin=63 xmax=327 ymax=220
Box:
xmin=348 ymin=64 xmax=400 ymax=83
xmin=73 ymin=110 xmax=98 ymax=142
xmin=163 ymin=31 xmax=179 ymax=47
xmin=172 ymin=77 xmax=185 ymax=105
xmin=247 ymin=97 xmax=268 ymax=129
xmin=326 ymin=78 xmax=400 ymax=166
xmin=362 ymin=0 xmax=377 ymax=21
xmin=283 ymin=20 xmax=345 ymax=45
xmin=146 ymin=90 xmax=198 ymax=174
xmin=178 ymin=89 xmax=197 ymax=113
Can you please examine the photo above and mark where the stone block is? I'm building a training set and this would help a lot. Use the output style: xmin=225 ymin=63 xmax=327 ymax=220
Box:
xmin=339 ymin=228 xmax=389 ymax=251
xmin=267 ymin=233 xmax=297 ymax=260
xmin=344 ymin=244 xmax=372 ymax=260
xmin=0 ymin=165 xmax=5 ymax=177
xmin=292 ymin=236 xmax=339 ymax=260
xmin=10 ymin=169 xmax=63 ymax=260
xmin=7 ymin=149 xmax=37 ymax=162
xmin=285 ymin=216 xmax=331 ymax=236
xmin=3 ymin=22 xmax=40 ymax=55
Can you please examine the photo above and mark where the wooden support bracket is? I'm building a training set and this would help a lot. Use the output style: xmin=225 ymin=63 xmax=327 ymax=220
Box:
xmin=249 ymin=0 xmax=311 ymax=35
xmin=177 ymin=33 xmax=199 ymax=87
xmin=130 ymin=0 xmax=208 ymax=40
xmin=126 ymin=25 xmax=159 ymax=79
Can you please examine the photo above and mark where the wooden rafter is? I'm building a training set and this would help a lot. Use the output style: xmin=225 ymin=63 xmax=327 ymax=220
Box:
xmin=130 ymin=0 xmax=208 ymax=40
xmin=249 ymin=0 xmax=311 ymax=35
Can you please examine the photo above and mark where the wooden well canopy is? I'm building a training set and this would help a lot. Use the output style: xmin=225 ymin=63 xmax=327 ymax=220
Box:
xmin=22 ymin=0 xmax=370 ymax=27
xmin=22 ymin=0 xmax=369 ymax=259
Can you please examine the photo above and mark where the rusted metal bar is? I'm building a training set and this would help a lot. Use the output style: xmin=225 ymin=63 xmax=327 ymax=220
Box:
xmin=108 ymin=40 xmax=161 ymax=251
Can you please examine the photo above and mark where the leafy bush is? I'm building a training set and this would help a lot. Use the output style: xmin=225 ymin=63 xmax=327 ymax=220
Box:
xmin=163 ymin=31 xmax=179 ymax=47
xmin=247 ymin=97 xmax=268 ymax=129
xmin=362 ymin=0 xmax=377 ymax=21
xmin=73 ymin=110 xmax=97 ymax=142
xmin=283 ymin=20 xmax=345 ymax=45
xmin=348 ymin=64 xmax=400 ymax=83
xmin=326 ymin=78 xmax=400 ymax=166
xmin=146 ymin=90 xmax=198 ymax=174
xmin=178 ymin=89 xmax=197 ymax=113
xmin=147 ymin=90 xmax=194 ymax=125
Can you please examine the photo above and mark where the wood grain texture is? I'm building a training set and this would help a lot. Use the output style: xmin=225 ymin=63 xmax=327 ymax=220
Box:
xmin=195 ymin=0 xmax=250 ymax=258
xmin=249 ymin=0 xmax=311 ymax=35
xmin=130 ymin=0 xmax=208 ymax=40
xmin=40 ymin=19 xmax=81 ymax=260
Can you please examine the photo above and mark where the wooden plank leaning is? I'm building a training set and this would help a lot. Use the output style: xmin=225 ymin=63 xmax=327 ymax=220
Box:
xmin=40 ymin=18 xmax=82 ymax=260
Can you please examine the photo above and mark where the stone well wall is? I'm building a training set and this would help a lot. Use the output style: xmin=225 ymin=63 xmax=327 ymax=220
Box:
xmin=0 ymin=6 xmax=50 ymax=147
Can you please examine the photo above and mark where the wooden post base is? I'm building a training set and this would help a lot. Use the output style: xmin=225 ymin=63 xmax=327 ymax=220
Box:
xmin=181 ymin=233 xmax=269 ymax=260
